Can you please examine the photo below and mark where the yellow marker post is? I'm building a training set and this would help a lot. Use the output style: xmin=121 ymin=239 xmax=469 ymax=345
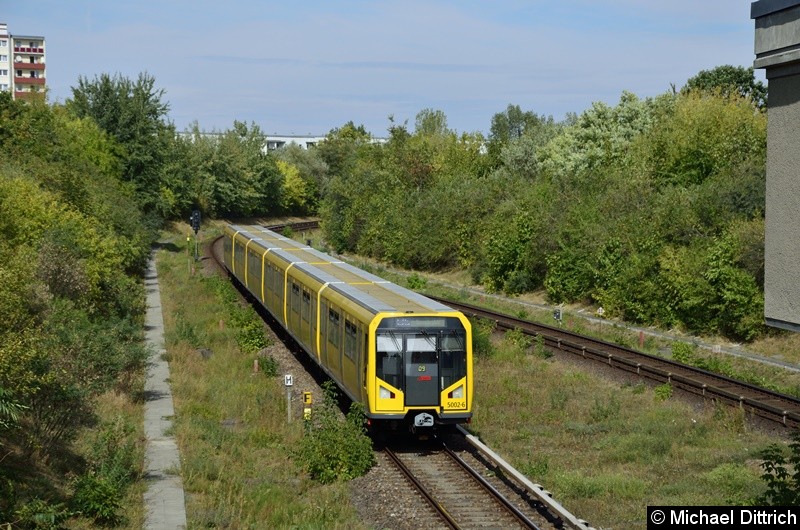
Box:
xmin=302 ymin=391 xmax=313 ymax=420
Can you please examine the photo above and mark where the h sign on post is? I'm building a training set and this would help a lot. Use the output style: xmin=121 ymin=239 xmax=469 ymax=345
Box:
xmin=284 ymin=374 xmax=293 ymax=423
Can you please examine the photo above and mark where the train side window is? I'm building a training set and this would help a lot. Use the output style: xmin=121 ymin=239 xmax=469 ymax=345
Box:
xmin=291 ymin=283 xmax=301 ymax=313
xmin=344 ymin=320 xmax=356 ymax=360
xmin=328 ymin=309 xmax=340 ymax=346
xmin=265 ymin=265 xmax=273 ymax=294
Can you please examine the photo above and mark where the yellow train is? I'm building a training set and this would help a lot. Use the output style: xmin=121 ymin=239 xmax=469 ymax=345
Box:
xmin=222 ymin=224 xmax=473 ymax=431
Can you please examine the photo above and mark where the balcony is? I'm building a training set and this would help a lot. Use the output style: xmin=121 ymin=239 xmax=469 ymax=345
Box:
xmin=14 ymin=90 xmax=45 ymax=100
xmin=13 ymin=47 xmax=44 ymax=54
xmin=14 ymin=76 xmax=45 ymax=85
xmin=14 ymin=62 xmax=45 ymax=70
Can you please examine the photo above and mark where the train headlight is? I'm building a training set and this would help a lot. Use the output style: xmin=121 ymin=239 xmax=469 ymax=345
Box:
xmin=379 ymin=387 xmax=395 ymax=399
xmin=448 ymin=385 xmax=464 ymax=399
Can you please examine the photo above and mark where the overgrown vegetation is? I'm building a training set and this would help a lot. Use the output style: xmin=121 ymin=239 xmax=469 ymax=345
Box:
xmin=0 ymin=90 xmax=149 ymax=526
xmin=297 ymin=381 xmax=375 ymax=484
xmin=470 ymin=340 xmax=777 ymax=528
xmin=312 ymin=67 xmax=768 ymax=343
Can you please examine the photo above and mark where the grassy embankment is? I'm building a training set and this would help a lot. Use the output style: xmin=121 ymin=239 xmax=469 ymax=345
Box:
xmin=157 ymin=222 xmax=790 ymax=529
xmin=155 ymin=223 xmax=366 ymax=529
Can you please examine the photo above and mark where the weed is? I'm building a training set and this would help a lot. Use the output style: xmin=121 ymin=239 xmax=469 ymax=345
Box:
xmin=259 ymin=354 xmax=279 ymax=376
xmin=173 ymin=312 xmax=206 ymax=347
xmin=589 ymin=394 xmax=621 ymax=423
xmin=549 ymin=387 xmax=569 ymax=412
xmin=654 ymin=383 xmax=673 ymax=401
xmin=504 ymin=328 xmax=532 ymax=351
xmin=406 ymin=273 xmax=427 ymax=290
xmin=519 ymin=454 xmax=549 ymax=478
xmin=533 ymin=334 xmax=552 ymax=359
xmin=71 ymin=474 xmax=123 ymax=526
xmin=671 ymin=342 xmax=696 ymax=364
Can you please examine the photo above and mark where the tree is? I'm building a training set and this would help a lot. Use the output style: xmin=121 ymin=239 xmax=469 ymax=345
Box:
xmin=316 ymin=121 xmax=372 ymax=180
xmin=272 ymin=143 xmax=329 ymax=213
xmin=487 ymin=104 xmax=556 ymax=166
xmin=67 ymin=72 xmax=175 ymax=216
xmin=276 ymin=159 xmax=311 ymax=212
xmin=414 ymin=108 xmax=450 ymax=136
xmin=682 ymin=65 xmax=767 ymax=110
xmin=210 ymin=121 xmax=282 ymax=217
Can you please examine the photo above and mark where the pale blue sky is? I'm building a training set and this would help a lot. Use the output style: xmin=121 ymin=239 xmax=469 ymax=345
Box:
xmin=3 ymin=1 xmax=765 ymax=136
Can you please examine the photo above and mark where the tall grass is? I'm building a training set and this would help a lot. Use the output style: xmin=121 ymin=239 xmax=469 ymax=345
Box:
xmin=156 ymin=228 xmax=366 ymax=528
xmin=470 ymin=335 xmax=777 ymax=529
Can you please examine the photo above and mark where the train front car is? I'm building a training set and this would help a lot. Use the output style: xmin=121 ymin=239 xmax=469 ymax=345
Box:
xmin=221 ymin=223 xmax=473 ymax=435
xmin=370 ymin=311 xmax=473 ymax=432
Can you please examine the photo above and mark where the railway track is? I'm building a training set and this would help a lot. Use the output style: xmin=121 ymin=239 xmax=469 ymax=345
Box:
xmin=383 ymin=439 xmax=552 ymax=530
xmin=436 ymin=297 xmax=800 ymax=429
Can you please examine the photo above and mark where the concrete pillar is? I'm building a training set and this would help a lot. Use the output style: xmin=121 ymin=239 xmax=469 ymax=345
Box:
xmin=752 ymin=0 xmax=800 ymax=332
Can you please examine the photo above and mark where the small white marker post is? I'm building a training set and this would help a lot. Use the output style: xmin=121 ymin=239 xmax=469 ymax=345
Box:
xmin=284 ymin=374 xmax=293 ymax=423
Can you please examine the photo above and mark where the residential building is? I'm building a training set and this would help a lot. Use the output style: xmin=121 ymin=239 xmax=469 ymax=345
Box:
xmin=0 ymin=23 xmax=10 ymax=94
xmin=0 ymin=22 xmax=46 ymax=100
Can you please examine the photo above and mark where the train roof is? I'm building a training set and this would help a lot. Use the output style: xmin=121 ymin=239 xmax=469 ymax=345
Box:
xmin=227 ymin=224 xmax=454 ymax=315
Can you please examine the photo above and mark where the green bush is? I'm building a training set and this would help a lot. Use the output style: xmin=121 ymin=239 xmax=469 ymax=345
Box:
xmin=532 ymin=334 xmax=552 ymax=359
xmin=14 ymin=499 xmax=71 ymax=530
xmin=259 ymin=355 xmax=279 ymax=377
xmin=756 ymin=430 xmax=800 ymax=505
xmin=654 ymin=383 xmax=673 ymax=401
xmin=71 ymin=474 xmax=122 ymax=526
xmin=296 ymin=381 xmax=375 ymax=484
xmin=406 ymin=273 xmax=427 ymax=290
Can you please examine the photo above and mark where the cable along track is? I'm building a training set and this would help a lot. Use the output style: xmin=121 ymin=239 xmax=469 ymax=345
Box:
xmin=437 ymin=297 xmax=800 ymax=429
xmin=384 ymin=441 xmax=546 ymax=530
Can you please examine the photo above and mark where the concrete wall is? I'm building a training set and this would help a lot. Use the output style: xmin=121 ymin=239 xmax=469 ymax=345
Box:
xmin=753 ymin=0 xmax=800 ymax=332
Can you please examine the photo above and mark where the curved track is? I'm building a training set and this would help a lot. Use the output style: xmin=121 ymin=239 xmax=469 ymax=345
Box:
xmin=437 ymin=298 xmax=800 ymax=429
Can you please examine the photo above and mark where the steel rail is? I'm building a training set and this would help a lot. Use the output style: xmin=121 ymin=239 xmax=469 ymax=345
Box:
xmin=441 ymin=444 xmax=542 ymax=529
xmin=383 ymin=447 xmax=461 ymax=530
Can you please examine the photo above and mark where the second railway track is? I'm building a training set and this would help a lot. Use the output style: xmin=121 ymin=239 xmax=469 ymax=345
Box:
xmin=435 ymin=297 xmax=800 ymax=429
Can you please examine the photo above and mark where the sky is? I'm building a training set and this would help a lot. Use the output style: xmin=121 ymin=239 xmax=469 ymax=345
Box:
xmin=3 ymin=1 xmax=766 ymax=137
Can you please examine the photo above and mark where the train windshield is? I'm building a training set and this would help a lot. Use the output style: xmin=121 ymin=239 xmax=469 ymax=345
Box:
xmin=375 ymin=317 xmax=467 ymax=402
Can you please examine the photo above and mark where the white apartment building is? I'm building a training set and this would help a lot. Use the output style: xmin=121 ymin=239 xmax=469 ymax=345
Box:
xmin=0 ymin=22 xmax=46 ymax=100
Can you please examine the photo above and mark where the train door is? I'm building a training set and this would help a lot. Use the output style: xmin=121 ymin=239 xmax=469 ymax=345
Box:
xmin=289 ymin=282 xmax=301 ymax=334
xmin=301 ymin=288 xmax=311 ymax=347
xmin=404 ymin=333 xmax=438 ymax=406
